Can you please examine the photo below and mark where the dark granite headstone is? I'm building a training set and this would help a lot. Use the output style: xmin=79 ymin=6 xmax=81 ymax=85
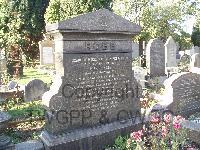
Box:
xmin=146 ymin=38 xmax=165 ymax=77
xmin=166 ymin=73 xmax=200 ymax=118
xmin=41 ymin=9 xmax=142 ymax=150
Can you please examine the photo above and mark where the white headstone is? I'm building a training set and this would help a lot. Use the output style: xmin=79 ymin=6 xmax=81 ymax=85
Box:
xmin=39 ymin=39 xmax=54 ymax=65
xmin=165 ymin=36 xmax=177 ymax=67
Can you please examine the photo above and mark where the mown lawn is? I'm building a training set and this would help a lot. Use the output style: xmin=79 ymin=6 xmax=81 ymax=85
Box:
xmin=17 ymin=67 xmax=53 ymax=85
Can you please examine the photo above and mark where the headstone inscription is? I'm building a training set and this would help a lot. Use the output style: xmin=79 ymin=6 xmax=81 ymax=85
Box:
xmin=39 ymin=38 xmax=54 ymax=65
xmin=191 ymin=53 xmax=200 ymax=68
xmin=25 ymin=79 xmax=48 ymax=102
xmin=40 ymin=9 xmax=142 ymax=150
xmin=166 ymin=73 xmax=200 ymax=118
xmin=146 ymin=38 xmax=165 ymax=77
xmin=165 ymin=36 xmax=177 ymax=67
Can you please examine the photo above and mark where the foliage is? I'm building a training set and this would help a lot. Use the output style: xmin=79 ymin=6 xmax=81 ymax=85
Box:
xmin=18 ymin=67 xmax=52 ymax=85
xmin=132 ymin=57 xmax=140 ymax=67
xmin=177 ymin=54 xmax=190 ymax=72
xmin=191 ymin=26 xmax=200 ymax=47
xmin=45 ymin=0 xmax=113 ymax=23
xmin=126 ymin=114 xmax=187 ymax=150
xmin=1 ymin=100 xmax=45 ymax=144
xmin=106 ymin=136 xmax=136 ymax=150
xmin=5 ymin=100 xmax=45 ymax=120
xmin=113 ymin=0 xmax=195 ymax=50
xmin=0 ymin=0 xmax=50 ymax=65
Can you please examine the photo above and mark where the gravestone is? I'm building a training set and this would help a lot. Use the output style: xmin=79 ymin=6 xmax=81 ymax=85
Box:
xmin=25 ymin=79 xmax=48 ymax=102
xmin=41 ymin=9 xmax=142 ymax=150
xmin=146 ymin=38 xmax=165 ymax=77
xmin=191 ymin=53 xmax=200 ymax=68
xmin=132 ymin=42 xmax=139 ymax=59
xmin=165 ymin=73 xmax=200 ymax=118
xmin=165 ymin=36 xmax=177 ymax=67
xmin=190 ymin=46 xmax=200 ymax=55
xmin=39 ymin=37 xmax=54 ymax=65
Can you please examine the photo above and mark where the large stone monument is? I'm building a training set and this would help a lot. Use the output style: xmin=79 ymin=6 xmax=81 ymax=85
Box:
xmin=165 ymin=36 xmax=177 ymax=67
xmin=40 ymin=9 xmax=142 ymax=150
xmin=146 ymin=38 xmax=165 ymax=77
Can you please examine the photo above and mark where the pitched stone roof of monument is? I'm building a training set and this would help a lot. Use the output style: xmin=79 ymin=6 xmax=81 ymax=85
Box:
xmin=46 ymin=9 xmax=141 ymax=35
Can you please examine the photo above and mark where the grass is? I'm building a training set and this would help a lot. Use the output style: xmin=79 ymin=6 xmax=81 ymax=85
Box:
xmin=15 ymin=67 xmax=53 ymax=85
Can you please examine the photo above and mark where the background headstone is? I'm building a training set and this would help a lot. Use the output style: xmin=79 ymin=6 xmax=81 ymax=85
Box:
xmin=39 ymin=38 xmax=54 ymax=65
xmin=190 ymin=46 xmax=200 ymax=55
xmin=132 ymin=42 xmax=139 ymax=59
xmin=190 ymin=53 xmax=200 ymax=68
xmin=165 ymin=36 xmax=177 ymax=67
xmin=165 ymin=73 xmax=200 ymax=118
xmin=41 ymin=9 xmax=142 ymax=150
xmin=146 ymin=38 xmax=165 ymax=77
xmin=25 ymin=79 xmax=48 ymax=102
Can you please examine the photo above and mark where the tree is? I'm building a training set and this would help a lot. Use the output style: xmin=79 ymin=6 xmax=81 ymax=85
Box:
xmin=113 ymin=0 xmax=196 ymax=51
xmin=45 ymin=0 xmax=113 ymax=23
xmin=191 ymin=10 xmax=200 ymax=47
xmin=0 ymin=0 xmax=50 ymax=75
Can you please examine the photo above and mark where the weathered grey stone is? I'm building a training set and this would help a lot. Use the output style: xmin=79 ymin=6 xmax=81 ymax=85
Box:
xmin=165 ymin=36 xmax=177 ymax=67
xmin=15 ymin=140 xmax=44 ymax=150
xmin=191 ymin=53 xmax=200 ymax=68
xmin=40 ymin=118 xmax=142 ymax=150
xmin=46 ymin=9 xmax=141 ymax=34
xmin=25 ymin=79 xmax=48 ymax=102
xmin=146 ymin=38 xmax=165 ymax=77
xmin=132 ymin=42 xmax=139 ymax=59
xmin=41 ymin=9 xmax=142 ymax=149
xmin=165 ymin=73 xmax=200 ymax=118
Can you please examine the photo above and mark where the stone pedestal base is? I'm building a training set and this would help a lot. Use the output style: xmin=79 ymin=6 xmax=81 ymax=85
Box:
xmin=40 ymin=118 xmax=143 ymax=150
